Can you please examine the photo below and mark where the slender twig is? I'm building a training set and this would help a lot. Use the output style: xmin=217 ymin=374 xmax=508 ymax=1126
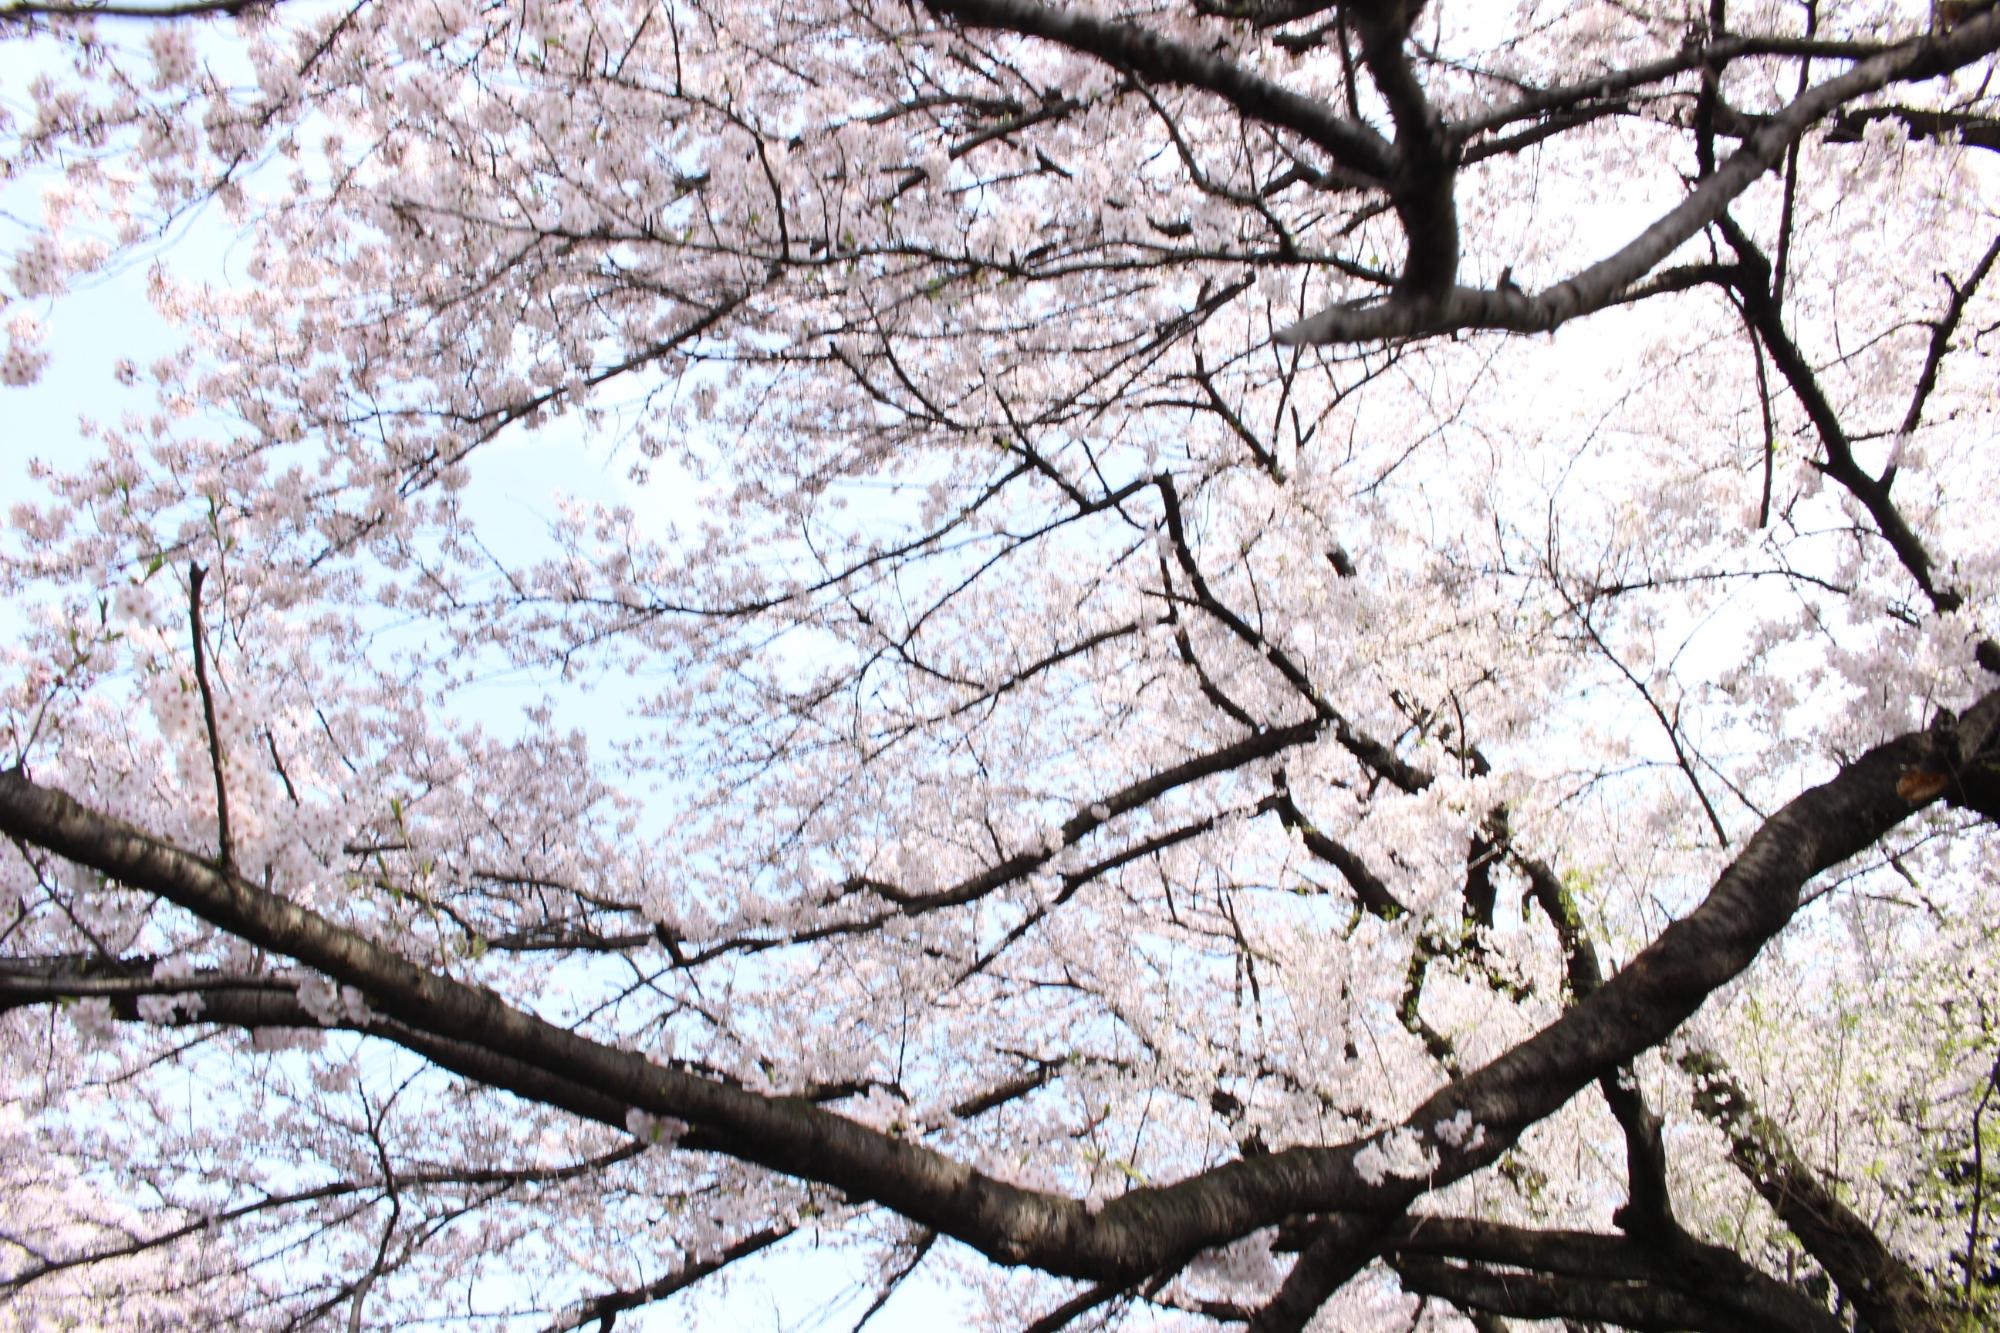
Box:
xmin=849 ymin=1229 xmax=937 ymax=1332
xmin=1898 ymin=230 xmax=2000 ymax=445
xmin=1024 ymin=1279 xmax=1124 ymax=1332
xmin=1739 ymin=295 xmax=1779 ymax=529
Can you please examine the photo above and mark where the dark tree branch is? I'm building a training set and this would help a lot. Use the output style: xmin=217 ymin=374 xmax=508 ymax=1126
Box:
xmin=1190 ymin=0 xmax=1340 ymax=27
xmin=1156 ymin=475 xmax=1431 ymax=793
xmin=1392 ymin=1253 xmax=1760 ymax=1331
xmin=1720 ymin=222 xmax=1962 ymax=617
xmin=1247 ymin=1214 xmax=1387 ymax=1333
xmin=1679 ymin=1046 xmax=1949 ymax=1331
xmin=953 ymin=805 xmax=1255 ymax=984
xmin=1385 ymin=1216 xmax=1844 ymax=1333
xmin=863 ymin=718 xmax=1322 ymax=912
xmin=848 ymin=1229 xmax=938 ymax=1333
xmin=1023 ymin=1279 xmax=1126 ymax=1332
xmin=1898 ymin=229 xmax=2000 ymax=442
xmin=1827 ymin=104 xmax=2000 ymax=154
xmin=1279 ymin=11 xmax=2000 ymax=343
xmin=920 ymin=0 xmax=1395 ymax=180
xmin=186 ymin=564 xmax=233 ymax=871
xmin=1771 ymin=0 xmax=1818 ymax=309
xmin=1347 ymin=1 xmax=1458 ymax=299
xmin=1549 ymin=572 xmax=1731 ymax=850
xmin=1268 ymin=781 xmax=1408 ymax=918
xmin=1452 ymin=34 xmax=1908 ymax=146
xmin=1 ymin=1093 xmax=642 ymax=1299
xmin=0 ymin=0 xmax=279 ymax=19
xmin=548 ymin=1225 xmax=792 ymax=1332
xmin=1506 ymin=842 xmax=1674 ymax=1235
xmin=4 ymin=682 xmax=1997 ymax=1293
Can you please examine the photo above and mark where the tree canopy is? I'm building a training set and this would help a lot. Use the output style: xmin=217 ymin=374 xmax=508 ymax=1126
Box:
xmin=4 ymin=0 xmax=2000 ymax=1327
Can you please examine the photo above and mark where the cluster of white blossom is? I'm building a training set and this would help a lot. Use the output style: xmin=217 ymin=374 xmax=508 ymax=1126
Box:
xmin=624 ymin=1108 xmax=690 ymax=1148
xmin=1353 ymin=1127 xmax=1439 ymax=1188
xmin=1 ymin=313 xmax=49 ymax=386
xmin=2 ymin=0 xmax=1998 ymax=1325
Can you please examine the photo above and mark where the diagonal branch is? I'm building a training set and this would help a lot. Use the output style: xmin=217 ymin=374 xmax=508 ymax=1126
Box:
xmin=546 ymin=1225 xmax=793 ymax=1333
xmin=1247 ymin=1213 xmax=1389 ymax=1333
xmin=1679 ymin=1045 xmax=1948 ymax=1331
xmin=1719 ymin=221 xmax=1965 ymax=620
xmin=5 ymin=681 xmax=1998 ymax=1297
xmin=1278 ymin=11 xmax=2000 ymax=343
xmin=1897 ymin=229 xmax=2000 ymax=442
xmin=1268 ymin=781 xmax=1408 ymax=918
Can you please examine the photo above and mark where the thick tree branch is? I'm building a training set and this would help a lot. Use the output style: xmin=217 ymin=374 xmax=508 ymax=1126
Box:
xmin=1827 ymin=104 xmax=2000 ymax=154
xmin=920 ymin=0 xmax=1395 ymax=180
xmin=8 ymin=683 xmax=1996 ymax=1300
xmin=1385 ymin=1216 xmax=1843 ymax=1332
xmin=1679 ymin=1046 xmax=1949 ymax=1331
xmin=1347 ymin=1 xmax=1458 ymax=299
xmin=1247 ymin=1213 xmax=1387 ymax=1333
xmin=1392 ymin=1253 xmax=1760 ymax=1330
xmin=1278 ymin=11 xmax=2000 ymax=343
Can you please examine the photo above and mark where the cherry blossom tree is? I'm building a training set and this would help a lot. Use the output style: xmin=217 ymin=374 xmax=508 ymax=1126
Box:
xmin=5 ymin=0 xmax=2000 ymax=1327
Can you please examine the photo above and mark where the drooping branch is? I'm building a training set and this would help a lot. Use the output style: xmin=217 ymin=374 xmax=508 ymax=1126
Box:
xmin=919 ymin=0 xmax=1396 ymax=180
xmin=1720 ymin=220 xmax=1963 ymax=618
xmin=1507 ymin=843 xmax=1676 ymax=1236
